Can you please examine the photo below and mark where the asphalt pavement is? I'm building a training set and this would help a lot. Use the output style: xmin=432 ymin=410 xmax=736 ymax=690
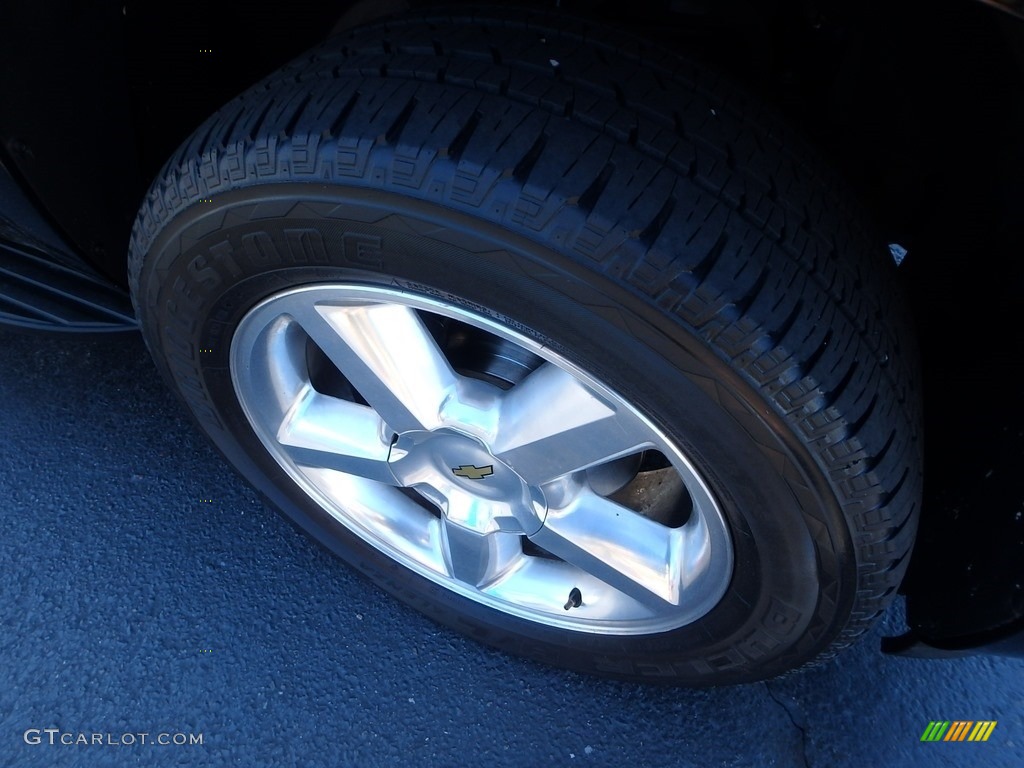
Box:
xmin=0 ymin=327 xmax=1020 ymax=768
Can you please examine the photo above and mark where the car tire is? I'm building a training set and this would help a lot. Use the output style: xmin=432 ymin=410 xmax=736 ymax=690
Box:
xmin=128 ymin=8 xmax=921 ymax=684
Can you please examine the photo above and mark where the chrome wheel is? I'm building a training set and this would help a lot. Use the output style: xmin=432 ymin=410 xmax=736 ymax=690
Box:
xmin=230 ymin=284 xmax=732 ymax=634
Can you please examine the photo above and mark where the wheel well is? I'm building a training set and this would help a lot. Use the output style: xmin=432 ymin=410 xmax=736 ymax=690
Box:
xmin=5 ymin=0 xmax=1020 ymax=297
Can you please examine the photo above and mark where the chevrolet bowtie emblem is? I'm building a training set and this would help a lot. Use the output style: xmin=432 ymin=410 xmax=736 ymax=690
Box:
xmin=451 ymin=464 xmax=494 ymax=480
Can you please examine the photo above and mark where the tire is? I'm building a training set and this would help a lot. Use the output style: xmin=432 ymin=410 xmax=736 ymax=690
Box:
xmin=128 ymin=8 xmax=921 ymax=684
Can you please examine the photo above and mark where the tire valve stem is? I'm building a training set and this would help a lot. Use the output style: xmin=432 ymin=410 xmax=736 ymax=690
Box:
xmin=563 ymin=587 xmax=582 ymax=611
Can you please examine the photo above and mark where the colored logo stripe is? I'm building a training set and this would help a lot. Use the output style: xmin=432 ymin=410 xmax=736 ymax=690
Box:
xmin=921 ymin=721 xmax=996 ymax=742
xmin=945 ymin=721 xmax=973 ymax=741
xmin=969 ymin=722 xmax=998 ymax=742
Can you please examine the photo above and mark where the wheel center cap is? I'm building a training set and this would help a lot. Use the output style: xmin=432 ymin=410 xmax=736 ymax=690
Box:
xmin=389 ymin=429 xmax=546 ymax=535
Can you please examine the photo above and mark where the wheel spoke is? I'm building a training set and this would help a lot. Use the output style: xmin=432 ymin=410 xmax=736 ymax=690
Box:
xmin=299 ymin=468 xmax=449 ymax=575
xmin=276 ymin=386 xmax=399 ymax=484
xmin=291 ymin=301 xmax=458 ymax=433
xmin=528 ymin=490 xmax=685 ymax=608
xmin=492 ymin=363 xmax=652 ymax=485
xmin=441 ymin=517 xmax=523 ymax=588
